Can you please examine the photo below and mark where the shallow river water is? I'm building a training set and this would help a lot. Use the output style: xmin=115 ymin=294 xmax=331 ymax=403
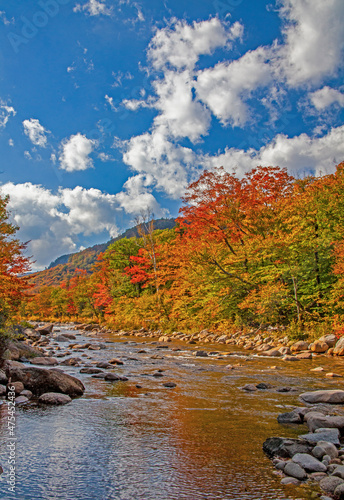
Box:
xmin=2 ymin=325 xmax=344 ymax=500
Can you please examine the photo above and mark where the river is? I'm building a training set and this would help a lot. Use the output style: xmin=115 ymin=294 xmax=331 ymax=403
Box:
xmin=2 ymin=324 xmax=344 ymax=500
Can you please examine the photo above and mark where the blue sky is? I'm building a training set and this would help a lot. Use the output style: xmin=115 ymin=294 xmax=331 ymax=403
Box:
xmin=0 ymin=0 xmax=343 ymax=270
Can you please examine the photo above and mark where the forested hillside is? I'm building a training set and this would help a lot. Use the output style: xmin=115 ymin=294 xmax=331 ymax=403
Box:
xmin=24 ymin=164 xmax=344 ymax=338
xmin=29 ymin=218 xmax=175 ymax=291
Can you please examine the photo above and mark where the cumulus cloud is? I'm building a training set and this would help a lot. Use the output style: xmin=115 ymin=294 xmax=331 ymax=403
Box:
xmin=115 ymin=175 xmax=163 ymax=214
xmin=73 ymin=0 xmax=112 ymax=16
xmin=122 ymin=126 xmax=197 ymax=198
xmin=277 ymin=0 xmax=344 ymax=87
xmin=23 ymin=118 xmax=49 ymax=147
xmin=148 ymin=17 xmax=243 ymax=71
xmin=0 ymin=100 xmax=16 ymax=128
xmin=203 ymin=125 xmax=344 ymax=177
xmin=309 ymin=86 xmax=344 ymax=111
xmin=0 ymin=183 xmax=121 ymax=269
xmin=59 ymin=133 xmax=96 ymax=172
xmin=153 ymin=71 xmax=211 ymax=142
xmin=195 ymin=46 xmax=272 ymax=127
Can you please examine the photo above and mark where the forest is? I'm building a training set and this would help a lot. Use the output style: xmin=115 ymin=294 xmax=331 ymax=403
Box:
xmin=3 ymin=163 xmax=344 ymax=339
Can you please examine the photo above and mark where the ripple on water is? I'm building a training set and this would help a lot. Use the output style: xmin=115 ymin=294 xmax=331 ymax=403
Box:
xmin=0 ymin=327 xmax=324 ymax=500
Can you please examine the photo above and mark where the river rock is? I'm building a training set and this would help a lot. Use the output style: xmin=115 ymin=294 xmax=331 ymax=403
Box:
xmin=282 ymin=355 xmax=300 ymax=361
xmin=54 ymin=335 xmax=71 ymax=342
xmin=300 ymin=390 xmax=344 ymax=404
xmin=263 ymin=348 xmax=281 ymax=357
xmin=109 ymin=359 xmax=124 ymax=365
xmin=96 ymin=362 xmax=113 ymax=369
xmin=306 ymin=413 xmax=344 ymax=433
xmin=0 ymin=370 xmax=7 ymax=384
xmin=36 ymin=324 xmax=54 ymax=335
xmin=281 ymin=477 xmax=300 ymax=485
xmin=104 ymin=373 xmax=128 ymax=382
xmin=333 ymin=338 xmax=344 ymax=355
xmin=263 ymin=438 xmax=313 ymax=458
xmin=60 ymin=357 xmax=82 ymax=366
xmin=319 ymin=476 xmax=344 ymax=494
xmin=20 ymin=389 xmax=33 ymax=399
xmin=296 ymin=352 xmax=313 ymax=360
xmin=284 ymin=461 xmax=307 ymax=480
xmin=292 ymin=453 xmax=327 ymax=472
xmin=193 ymin=351 xmax=208 ymax=357
xmin=334 ymin=483 xmax=344 ymax=499
xmin=8 ymin=366 xmax=85 ymax=397
xmin=79 ymin=368 xmax=103 ymax=374
xmin=291 ymin=341 xmax=309 ymax=352
xmin=310 ymin=341 xmax=329 ymax=353
xmin=300 ymin=431 xmax=340 ymax=446
xmin=313 ymin=441 xmax=338 ymax=460
xmin=30 ymin=357 xmax=58 ymax=366
xmin=39 ymin=392 xmax=72 ymax=405
xmin=9 ymin=381 xmax=25 ymax=395
xmin=277 ymin=410 xmax=302 ymax=424
xmin=0 ymin=384 xmax=6 ymax=396
xmin=319 ymin=334 xmax=337 ymax=348
xmin=163 ymin=382 xmax=176 ymax=388
xmin=332 ymin=465 xmax=344 ymax=480
xmin=15 ymin=395 xmax=29 ymax=404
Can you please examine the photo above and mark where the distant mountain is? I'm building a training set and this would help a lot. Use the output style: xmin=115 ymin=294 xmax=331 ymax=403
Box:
xmin=29 ymin=218 xmax=176 ymax=291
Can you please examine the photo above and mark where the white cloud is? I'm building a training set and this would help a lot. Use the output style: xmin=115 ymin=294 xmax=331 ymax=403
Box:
xmin=122 ymin=126 xmax=197 ymax=198
xmin=105 ymin=94 xmax=117 ymax=111
xmin=153 ymin=71 xmax=211 ymax=142
xmin=23 ymin=118 xmax=49 ymax=147
xmin=0 ymin=182 xmax=120 ymax=269
xmin=59 ymin=133 xmax=96 ymax=172
xmin=122 ymin=99 xmax=152 ymax=111
xmin=148 ymin=17 xmax=243 ymax=71
xmin=8 ymin=139 xmax=14 ymax=147
xmin=309 ymin=86 xmax=344 ymax=110
xmin=203 ymin=125 xmax=344 ymax=177
xmin=24 ymin=151 xmax=32 ymax=160
xmin=0 ymin=10 xmax=14 ymax=25
xmin=278 ymin=0 xmax=344 ymax=87
xmin=195 ymin=46 xmax=273 ymax=127
xmin=115 ymin=175 xmax=162 ymax=215
xmin=0 ymin=100 xmax=16 ymax=128
xmin=74 ymin=0 xmax=112 ymax=16
xmin=98 ymin=152 xmax=114 ymax=161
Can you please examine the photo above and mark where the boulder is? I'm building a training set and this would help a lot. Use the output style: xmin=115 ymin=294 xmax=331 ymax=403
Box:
xmin=39 ymin=392 xmax=72 ymax=405
xmin=29 ymin=357 xmax=58 ymax=366
xmin=284 ymin=461 xmax=307 ymax=480
xmin=8 ymin=366 xmax=84 ymax=397
xmin=333 ymin=337 xmax=344 ymax=355
xmin=163 ymin=382 xmax=177 ymax=388
xmin=263 ymin=437 xmax=313 ymax=459
xmin=300 ymin=431 xmax=340 ymax=446
xmin=9 ymin=381 xmax=24 ymax=395
xmin=306 ymin=413 xmax=344 ymax=434
xmin=318 ymin=334 xmax=337 ymax=348
xmin=0 ymin=370 xmax=7 ymax=384
xmin=296 ymin=352 xmax=313 ymax=360
xmin=79 ymin=368 xmax=103 ymax=374
xmin=54 ymin=335 xmax=71 ymax=342
xmin=310 ymin=341 xmax=329 ymax=353
xmin=277 ymin=410 xmax=302 ymax=424
xmin=109 ymin=359 xmax=124 ymax=365
xmin=0 ymin=384 xmax=6 ymax=396
xmin=313 ymin=441 xmax=338 ymax=460
xmin=292 ymin=453 xmax=327 ymax=472
xmin=332 ymin=465 xmax=344 ymax=480
xmin=319 ymin=476 xmax=344 ymax=495
xmin=36 ymin=324 xmax=54 ymax=335
xmin=334 ymin=483 xmax=344 ymax=499
xmin=15 ymin=395 xmax=29 ymax=404
xmin=60 ymin=357 xmax=82 ymax=366
xmin=96 ymin=362 xmax=113 ymax=369
xmin=291 ymin=341 xmax=309 ymax=352
xmin=300 ymin=390 xmax=344 ymax=404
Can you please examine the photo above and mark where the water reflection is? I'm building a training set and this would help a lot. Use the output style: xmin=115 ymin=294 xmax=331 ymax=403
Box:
xmin=0 ymin=327 xmax=331 ymax=499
